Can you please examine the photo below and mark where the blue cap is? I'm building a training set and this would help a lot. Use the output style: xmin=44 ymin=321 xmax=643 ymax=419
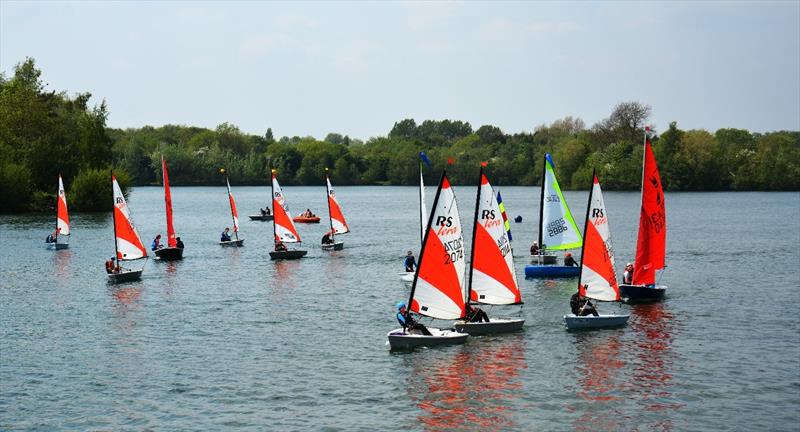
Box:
xmin=396 ymin=302 xmax=406 ymax=310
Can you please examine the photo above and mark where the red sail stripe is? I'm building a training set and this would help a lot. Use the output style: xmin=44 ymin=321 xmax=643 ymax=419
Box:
xmin=162 ymin=157 xmax=177 ymax=248
xmin=229 ymin=192 xmax=239 ymax=232
xmin=632 ymin=140 xmax=666 ymax=285
xmin=57 ymin=194 xmax=69 ymax=229
xmin=273 ymin=195 xmax=300 ymax=241
xmin=579 ymin=218 xmax=620 ymax=300
xmin=415 ymin=226 xmax=465 ymax=315
xmin=328 ymin=195 xmax=348 ymax=231
xmin=472 ymin=223 xmax=520 ymax=303
xmin=114 ymin=206 xmax=146 ymax=259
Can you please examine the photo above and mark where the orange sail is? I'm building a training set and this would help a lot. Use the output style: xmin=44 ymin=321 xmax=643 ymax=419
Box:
xmin=56 ymin=174 xmax=70 ymax=237
xmin=272 ymin=173 xmax=301 ymax=243
xmin=162 ymin=156 xmax=177 ymax=248
xmin=226 ymin=177 xmax=240 ymax=235
xmin=326 ymin=173 xmax=349 ymax=234
xmin=113 ymin=175 xmax=147 ymax=260
xmin=578 ymin=173 xmax=620 ymax=301
xmin=632 ymin=139 xmax=666 ymax=285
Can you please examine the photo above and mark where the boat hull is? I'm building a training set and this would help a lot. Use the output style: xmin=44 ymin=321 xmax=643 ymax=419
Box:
xmin=293 ymin=216 xmax=320 ymax=223
xmin=387 ymin=327 xmax=468 ymax=350
xmin=219 ymin=239 xmax=245 ymax=247
xmin=620 ymin=284 xmax=666 ymax=303
xmin=321 ymin=241 xmax=344 ymax=251
xmin=530 ymin=254 xmax=557 ymax=264
xmin=563 ymin=313 xmax=630 ymax=330
xmin=399 ymin=272 xmax=414 ymax=282
xmin=155 ymin=247 xmax=183 ymax=261
xmin=107 ymin=269 xmax=143 ymax=284
xmin=524 ymin=265 xmax=580 ymax=278
xmin=248 ymin=214 xmax=273 ymax=221
xmin=269 ymin=250 xmax=308 ymax=260
xmin=454 ymin=318 xmax=525 ymax=335
xmin=46 ymin=243 xmax=69 ymax=250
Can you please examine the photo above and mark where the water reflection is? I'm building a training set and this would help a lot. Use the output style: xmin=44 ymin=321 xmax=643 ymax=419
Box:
xmin=52 ymin=249 xmax=72 ymax=282
xmin=571 ymin=330 xmax=625 ymax=431
xmin=404 ymin=335 xmax=527 ymax=431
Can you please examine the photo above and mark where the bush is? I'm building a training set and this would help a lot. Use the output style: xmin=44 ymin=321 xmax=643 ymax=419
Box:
xmin=0 ymin=162 xmax=33 ymax=213
xmin=70 ymin=168 xmax=131 ymax=211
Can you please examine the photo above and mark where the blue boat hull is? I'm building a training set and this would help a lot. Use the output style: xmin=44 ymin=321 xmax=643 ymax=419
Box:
xmin=524 ymin=265 xmax=580 ymax=278
xmin=620 ymin=284 xmax=666 ymax=303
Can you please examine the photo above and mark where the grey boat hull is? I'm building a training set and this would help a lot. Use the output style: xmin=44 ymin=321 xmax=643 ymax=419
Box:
xmin=387 ymin=327 xmax=468 ymax=350
xmin=563 ymin=313 xmax=630 ymax=330
xmin=454 ymin=318 xmax=525 ymax=335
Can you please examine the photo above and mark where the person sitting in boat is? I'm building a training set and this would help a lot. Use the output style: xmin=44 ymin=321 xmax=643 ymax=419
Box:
xmin=302 ymin=209 xmax=314 ymax=218
xmin=570 ymin=288 xmax=599 ymax=317
xmin=260 ymin=207 xmax=268 ymax=216
xmin=530 ymin=241 xmax=540 ymax=255
xmin=274 ymin=240 xmax=287 ymax=252
xmin=176 ymin=237 xmax=185 ymax=249
xmin=564 ymin=252 xmax=579 ymax=267
xmin=321 ymin=231 xmax=334 ymax=245
xmin=623 ymin=263 xmax=634 ymax=284
xmin=151 ymin=234 xmax=163 ymax=251
xmin=46 ymin=231 xmax=56 ymax=243
xmin=105 ymin=257 xmax=119 ymax=274
xmin=396 ymin=302 xmax=432 ymax=336
xmin=466 ymin=304 xmax=490 ymax=323
xmin=220 ymin=228 xmax=232 ymax=242
xmin=403 ymin=251 xmax=416 ymax=272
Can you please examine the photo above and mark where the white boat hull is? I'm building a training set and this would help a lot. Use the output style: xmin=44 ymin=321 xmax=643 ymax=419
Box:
xmin=219 ymin=239 xmax=245 ymax=247
xmin=563 ymin=313 xmax=630 ymax=330
xmin=454 ymin=318 xmax=525 ymax=335
xmin=387 ymin=327 xmax=468 ymax=350
xmin=398 ymin=272 xmax=414 ymax=282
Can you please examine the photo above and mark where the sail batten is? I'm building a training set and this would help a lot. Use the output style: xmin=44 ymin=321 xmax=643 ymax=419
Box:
xmin=161 ymin=156 xmax=177 ymax=248
xmin=540 ymin=154 xmax=582 ymax=251
xmin=578 ymin=174 xmax=619 ymax=302
xmin=112 ymin=176 xmax=147 ymax=260
xmin=632 ymin=139 xmax=666 ymax=285
xmin=272 ymin=174 xmax=301 ymax=243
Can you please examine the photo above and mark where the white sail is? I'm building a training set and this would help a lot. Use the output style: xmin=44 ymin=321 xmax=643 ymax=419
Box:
xmin=272 ymin=175 xmax=301 ymax=243
xmin=56 ymin=175 xmax=70 ymax=236
xmin=470 ymin=171 xmax=521 ymax=305
xmin=541 ymin=154 xmax=582 ymax=250
xmin=411 ymin=174 xmax=467 ymax=320
xmin=226 ymin=177 xmax=240 ymax=234
xmin=113 ymin=177 xmax=147 ymax=260
xmin=579 ymin=175 xmax=619 ymax=302
xmin=326 ymin=176 xmax=349 ymax=234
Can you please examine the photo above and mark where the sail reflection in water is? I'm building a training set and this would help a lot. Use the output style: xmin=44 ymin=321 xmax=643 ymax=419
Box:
xmin=403 ymin=335 xmax=527 ymax=431
xmin=571 ymin=331 xmax=625 ymax=431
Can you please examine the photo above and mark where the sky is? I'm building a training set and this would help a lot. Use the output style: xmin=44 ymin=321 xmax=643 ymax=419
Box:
xmin=1 ymin=1 xmax=798 ymax=140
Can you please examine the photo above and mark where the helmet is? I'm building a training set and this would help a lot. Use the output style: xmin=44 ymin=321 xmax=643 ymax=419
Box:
xmin=565 ymin=252 xmax=572 ymax=257
xmin=396 ymin=302 xmax=406 ymax=310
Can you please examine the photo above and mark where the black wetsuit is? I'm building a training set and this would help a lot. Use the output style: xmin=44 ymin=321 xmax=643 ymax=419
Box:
xmin=467 ymin=306 xmax=490 ymax=323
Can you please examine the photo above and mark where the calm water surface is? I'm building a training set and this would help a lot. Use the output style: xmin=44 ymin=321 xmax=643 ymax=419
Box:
xmin=1 ymin=186 xmax=799 ymax=431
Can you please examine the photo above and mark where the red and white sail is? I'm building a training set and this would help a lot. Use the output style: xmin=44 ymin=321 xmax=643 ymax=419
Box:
xmin=226 ymin=177 xmax=240 ymax=234
xmin=113 ymin=176 xmax=147 ymax=260
xmin=161 ymin=156 xmax=177 ymax=248
xmin=579 ymin=174 xmax=620 ymax=302
xmin=410 ymin=173 xmax=467 ymax=320
xmin=272 ymin=174 xmax=301 ymax=243
xmin=470 ymin=170 xmax=521 ymax=304
xmin=326 ymin=174 xmax=349 ymax=234
xmin=632 ymin=139 xmax=666 ymax=285
xmin=56 ymin=174 xmax=70 ymax=237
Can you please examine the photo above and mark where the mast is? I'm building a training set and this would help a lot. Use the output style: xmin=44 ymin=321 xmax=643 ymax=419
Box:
xmin=325 ymin=168 xmax=335 ymax=242
xmin=538 ymin=154 xmax=546 ymax=249
xmin=111 ymin=170 xmax=119 ymax=261
xmin=405 ymin=169 xmax=448 ymax=324
xmin=271 ymin=170 xmax=277 ymax=248
xmin=466 ymin=164 xmax=484 ymax=308
xmin=577 ymin=169 xmax=596 ymax=293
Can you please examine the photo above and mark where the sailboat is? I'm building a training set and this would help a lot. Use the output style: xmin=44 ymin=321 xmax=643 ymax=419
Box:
xmin=269 ymin=170 xmax=307 ymax=260
xmin=108 ymin=173 xmax=148 ymax=283
xmin=399 ymin=151 xmax=431 ymax=282
xmin=524 ymin=153 xmax=583 ymax=278
xmin=47 ymin=174 xmax=70 ymax=250
xmin=322 ymin=168 xmax=349 ymax=251
xmin=454 ymin=164 xmax=525 ymax=335
xmin=220 ymin=169 xmax=244 ymax=247
xmin=563 ymin=172 xmax=630 ymax=330
xmin=388 ymin=169 xmax=469 ymax=350
xmin=620 ymin=132 xmax=667 ymax=302
xmin=154 ymin=156 xmax=183 ymax=260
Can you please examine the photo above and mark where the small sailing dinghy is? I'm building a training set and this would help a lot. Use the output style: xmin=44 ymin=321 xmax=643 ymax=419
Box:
xmin=525 ymin=154 xmax=583 ymax=278
xmin=322 ymin=168 xmax=348 ymax=251
xmin=388 ymin=169 xmax=469 ymax=350
xmin=47 ymin=174 xmax=70 ymax=250
xmin=108 ymin=174 xmax=148 ymax=283
xmin=455 ymin=164 xmax=524 ymax=335
xmin=621 ymin=132 xmax=667 ymax=302
xmin=399 ymin=152 xmax=431 ymax=282
xmin=219 ymin=169 xmax=244 ymax=247
xmin=154 ymin=156 xmax=183 ymax=260
xmin=564 ymin=172 xmax=629 ymax=330
xmin=248 ymin=211 xmax=273 ymax=221
xmin=269 ymin=170 xmax=307 ymax=260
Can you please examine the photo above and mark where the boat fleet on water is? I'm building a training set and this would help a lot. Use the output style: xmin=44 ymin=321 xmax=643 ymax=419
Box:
xmin=45 ymin=131 xmax=667 ymax=350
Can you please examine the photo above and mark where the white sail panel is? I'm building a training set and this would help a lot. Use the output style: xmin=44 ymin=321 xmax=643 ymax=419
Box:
xmin=579 ymin=176 xmax=619 ymax=302
xmin=113 ymin=177 xmax=147 ymax=260
xmin=272 ymin=175 xmax=301 ymax=243
xmin=57 ymin=175 xmax=70 ymax=236
xmin=541 ymin=154 xmax=582 ymax=250
xmin=326 ymin=177 xmax=349 ymax=234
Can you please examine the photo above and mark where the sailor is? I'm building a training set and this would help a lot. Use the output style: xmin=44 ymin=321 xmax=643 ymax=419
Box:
xmin=623 ymin=263 xmax=634 ymax=284
xmin=220 ymin=228 xmax=232 ymax=242
xmin=396 ymin=302 xmax=432 ymax=336
xmin=260 ymin=208 xmax=267 ymax=216
xmin=176 ymin=237 xmax=185 ymax=249
xmin=151 ymin=234 xmax=163 ymax=251
xmin=466 ymin=304 xmax=490 ymax=323
xmin=403 ymin=251 xmax=416 ymax=272
xmin=564 ymin=252 xmax=579 ymax=267
xmin=530 ymin=241 xmax=540 ymax=255
xmin=105 ymin=257 xmax=116 ymax=274
xmin=321 ymin=231 xmax=334 ymax=245
xmin=274 ymin=239 xmax=287 ymax=252
xmin=570 ymin=288 xmax=598 ymax=317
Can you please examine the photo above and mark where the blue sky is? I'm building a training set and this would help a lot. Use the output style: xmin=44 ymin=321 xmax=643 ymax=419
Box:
xmin=2 ymin=1 xmax=798 ymax=139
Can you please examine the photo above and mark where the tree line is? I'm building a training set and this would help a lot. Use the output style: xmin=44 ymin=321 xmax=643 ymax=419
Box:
xmin=1 ymin=58 xmax=798 ymax=213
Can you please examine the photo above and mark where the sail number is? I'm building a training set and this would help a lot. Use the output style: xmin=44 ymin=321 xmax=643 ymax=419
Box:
xmin=545 ymin=194 xmax=560 ymax=203
xmin=547 ymin=218 xmax=568 ymax=237
xmin=442 ymin=238 xmax=464 ymax=265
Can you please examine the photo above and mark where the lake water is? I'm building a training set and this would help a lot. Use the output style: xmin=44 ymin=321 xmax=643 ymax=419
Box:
xmin=1 ymin=185 xmax=799 ymax=431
